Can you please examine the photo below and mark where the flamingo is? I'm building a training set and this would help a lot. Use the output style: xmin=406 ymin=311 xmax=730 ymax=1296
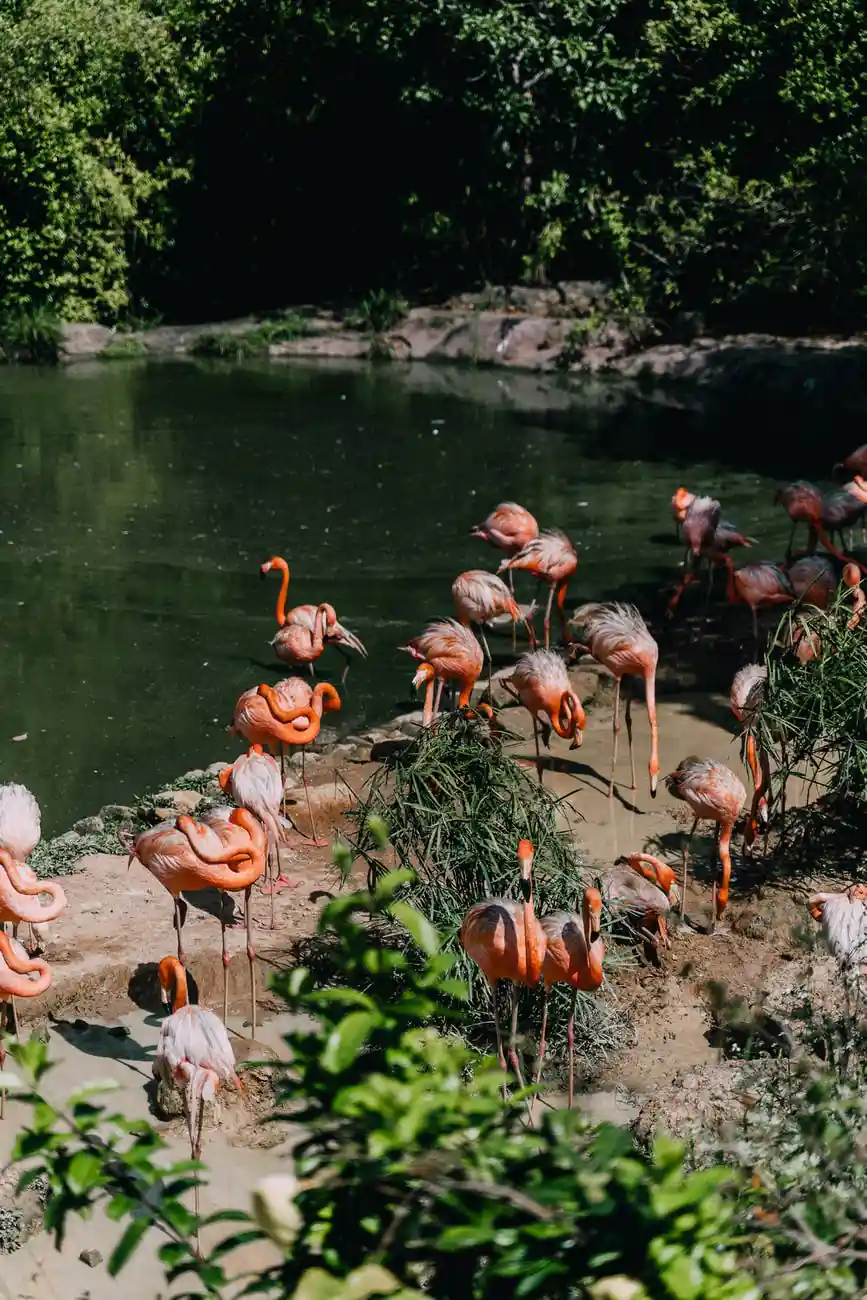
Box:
xmin=459 ymin=839 xmax=546 ymax=1092
xmin=399 ymin=619 xmax=483 ymax=719
xmin=775 ymin=482 xmax=865 ymax=570
xmin=0 ymin=850 xmax=66 ymax=1014
xmin=535 ymin=887 xmax=604 ymax=1111
xmin=499 ymin=530 xmax=578 ymax=650
xmin=570 ymin=602 xmax=660 ymax=799
xmin=504 ymin=650 xmax=585 ymax=783
xmin=260 ymin=556 xmax=366 ymax=680
xmin=671 ymin=487 xmax=696 ymax=539
xmin=0 ymin=931 xmax=51 ymax=1120
xmin=665 ymin=757 xmax=746 ymax=927
xmin=669 ymin=496 xmax=756 ymax=614
xmin=452 ymin=569 xmax=534 ymax=692
xmin=471 ymin=502 xmax=540 ymax=647
xmin=252 ymin=680 xmax=340 ymax=845
xmin=786 ymin=554 xmax=838 ymax=608
xmin=218 ymin=746 xmax=297 ymax=925
xmin=721 ymin=558 xmax=794 ymax=647
xmin=604 ymin=854 xmax=679 ymax=949
xmin=788 ymin=562 xmax=866 ymax=662
xmin=130 ymin=808 xmax=266 ymax=1033
xmin=0 ymin=783 xmax=46 ymax=952
xmin=153 ymin=956 xmax=240 ymax=1245
xmin=836 ymin=445 xmax=867 ymax=478
xmin=807 ymin=885 xmax=867 ymax=984
xmin=231 ymin=677 xmax=338 ymax=845
xmin=729 ymin=665 xmax=769 ymax=847
xmin=821 ymin=490 xmax=867 ymax=551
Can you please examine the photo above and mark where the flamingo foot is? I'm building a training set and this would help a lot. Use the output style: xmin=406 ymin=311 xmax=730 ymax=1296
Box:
xmin=261 ymin=875 xmax=301 ymax=894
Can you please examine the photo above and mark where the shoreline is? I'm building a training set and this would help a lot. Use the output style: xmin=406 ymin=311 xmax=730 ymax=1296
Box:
xmin=57 ymin=281 xmax=867 ymax=413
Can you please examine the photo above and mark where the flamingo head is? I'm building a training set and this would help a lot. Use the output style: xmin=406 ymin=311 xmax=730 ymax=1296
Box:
xmin=843 ymin=562 xmax=862 ymax=591
xmin=157 ymin=955 xmax=186 ymax=1009
xmin=671 ymin=487 xmax=695 ymax=522
xmin=412 ymin=663 xmax=436 ymax=692
xmin=328 ymin=622 xmax=368 ymax=658
xmin=260 ymin=556 xmax=288 ymax=579
xmin=560 ymin=691 xmax=586 ymax=749
xmin=582 ymin=887 xmax=604 ymax=944
xmin=218 ymin=766 xmax=232 ymax=792
xmin=517 ymin=839 xmax=535 ymax=897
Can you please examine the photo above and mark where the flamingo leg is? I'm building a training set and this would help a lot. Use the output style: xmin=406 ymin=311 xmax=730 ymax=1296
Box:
xmin=680 ymin=817 xmax=699 ymax=921
xmin=433 ymin=677 xmax=444 ymax=720
xmin=188 ymin=1094 xmax=205 ymax=1258
xmin=507 ymin=569 xmax=517 ymax=650
xmin=530 ymin=986 xmax=550 ymax=1122
xmin=0 ymin=1008 xmax=5 ymax=1120
xmin=609 ymin=678 xmax=622 ymax=798
xmin=221 ymin=901 xmax=230 ymax=1025
xmin=507 ymin=983 xmax=526 ymax=1091
xmin=532 ymin=716 xmax=543 ymax=786
xmin=479 ymin=627 xmax=493 ymax=700
xmin=301 ymin=748 xmax=327 ymax=847
xmin=542 ymin=584 xmax=555 ymax=651
xmin=624 ymin=680 xmax=636 ymax=791
xmin=174 ymin=896 xmax=188 ymax=967
xmin=245 ymin=884 xmax=256 ymax=1039
xmin=488 ymin=978 xmax=507 ymax=1073
xmin=567 ymin=988 xmax=578 ymax=1109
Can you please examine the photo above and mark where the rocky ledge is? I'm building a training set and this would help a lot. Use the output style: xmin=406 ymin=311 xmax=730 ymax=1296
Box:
xmin=58 ymin=283 xmax=867 ymax=412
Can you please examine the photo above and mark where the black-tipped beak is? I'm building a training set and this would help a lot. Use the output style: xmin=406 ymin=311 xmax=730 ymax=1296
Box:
xmin=590 ymin=927 xmax=601 ymax=944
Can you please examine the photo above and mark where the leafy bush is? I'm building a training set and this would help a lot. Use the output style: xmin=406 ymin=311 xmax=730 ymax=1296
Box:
xmin=0 ymin=308 xmax=61 ymax=364
xmin=346 ymin=290 xmax=409 ymax=335
xmin=3 ymin=869 xmax=758 ymax=1299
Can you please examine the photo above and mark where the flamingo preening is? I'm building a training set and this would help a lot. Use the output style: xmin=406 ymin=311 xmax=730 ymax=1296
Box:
xmin=260 ymin=556 xmax=366 ymax=680
xmin=729 ymin=664 xmax=769 ymax=847
xmin=153 ymin=956 xmax=240 ymax=1244
xmin=471 ymin=504 xmax=540 ymax=647
xmin=665 ymin=757 xmax=746 ymax=927
xmin=570 ymin=602 xmax=660 ymax=799
xmin=452 ymin=569 xmax=534 ymax=691
xmin=535 ymin=887 xmax=604 ymax=1111
xmin=130 ymin=808 xmax=266 ymax=1033
xmin=505 ymin=650 xmax=585 ymax=782
xmin=671 ymin=487 xmax=696 ymax=539
xmin=0 ymin=783 xmax=48 ymax=953
xmin=459 ymin=840 xmax=546 ymax=1092
xmin=775 ymin=482 xmax=866 ymax=572
xmin=604 ymin=854 xmax=679 ymax=949
xmin=808 ymin=886 xmax=867 ymax=987
xmin=0 ymin=931 xmax=51 ymax=1119
xmin=219 ymin=745 xmax=297 ymax=926
xmin=499 ymin=530 xmax=578 ymax=650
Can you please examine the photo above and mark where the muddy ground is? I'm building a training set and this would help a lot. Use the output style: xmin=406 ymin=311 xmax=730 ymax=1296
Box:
xmin=0 ymin=656 xmax=852 ymax=1297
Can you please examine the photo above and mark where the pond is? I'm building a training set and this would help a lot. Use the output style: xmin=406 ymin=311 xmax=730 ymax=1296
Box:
xmin=0 ymin=357 xmax=837 ymax=832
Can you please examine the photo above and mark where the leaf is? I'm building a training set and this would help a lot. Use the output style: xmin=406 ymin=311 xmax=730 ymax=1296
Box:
xmin=388 ymin=901 xmax=440 ymax=956
xmin=321 ymin=1011 xmax=376 ymax=1073
xmin=292 ymin=1268 xmax=343 ymax=1300
xmin=108 ymin=1215 xmax=150 ymax=1275
xmin=67 ymin=1151 xmax=102 ymax=1195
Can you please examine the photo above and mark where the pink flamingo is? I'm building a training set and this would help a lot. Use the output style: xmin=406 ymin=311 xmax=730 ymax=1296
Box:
xmin=668 ymin=498 xmax=756 ymax=614
xmin=671 ymin=487 xmax=696 ymax=539
xmin=721 ymin=558 xmax=794 ymax=647
xmin=0 ymin=849 xmax=67 ymax=961
xmin=730 ymin=665 xmax=769 ymax=848
xmin=535 ymin=887 xmax=604 ymax=1110
xmin=604 ymin=854 xmax=679 ymax=949
xmin=665 ymin=757 xmax=746 ymax=927
xmin=471 ymin=503 xmax=540 ymax=647
xmin=459 ymin=840 xmax=546 ymax=1091
xmin=400 ymin=619 xmax=483 ymax=719
xmin=0 ymin=783 xmax=47 ymax=952
xmin=0 ymin=932 xmax=51 ymax=1119
xmin=260 ymin=556 xmax=366 ymax=679
xmin=452 ymin=569 xmax=534 ymax=690
xmin=499 ymin=530 xmax=578 ymax=650
xmin=130 ymin=808 xmax=266 ymax=1032
xmin=836 ymin=445 xmax=867 ymax=478
xmin=808 ymin=885 xmax=867 ymax=982
xmin=775 ymin=482 xmax=865 ymax=570
xmin=504 ymin=650 xmax=585 ymax=782
xmin=231 ymin=678 xmax=339 ymax=845
xmin=154 ymin=956 xmax=240 ymax=1244
xmin=570 ymin=602 xmax=660 ymax=799
xmin=219 ymin=745 xmax=297 ymax=924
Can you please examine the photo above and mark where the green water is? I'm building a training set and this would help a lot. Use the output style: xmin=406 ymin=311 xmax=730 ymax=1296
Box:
xmin=0 ymin=358 xmax=834 ymax=832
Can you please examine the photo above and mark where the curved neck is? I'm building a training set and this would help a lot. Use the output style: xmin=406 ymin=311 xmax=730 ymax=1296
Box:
xmin=0 ymin=931 xmax=52 ymax=995
xmin=313 ymin=681 xmax=341 ymax=714
xmin=814 ymin=521 xmax=866 ymax=574
xmin=170 ymin=962 xmax=189 ymax=1012
xmin=422 ymin=677 xmax=435 ymax=726
xmin=0 ymin=851 xmax=67 ymax=922
xmin=256 ymin=684 xmax=320 ymax=742
xmin=644 ymin=666 xmax=659 ymax=793
xmin=457 ymin=677 xmax=477 ymax=709
xmin=716 ymin=821 xmax=734 ymax=917
xmin=175 ymin=814 xmax=265 ymax=887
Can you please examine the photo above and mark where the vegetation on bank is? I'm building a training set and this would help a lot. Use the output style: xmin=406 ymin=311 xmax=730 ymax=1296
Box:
xmin=4 ymin=0 xmax=867 ymax=331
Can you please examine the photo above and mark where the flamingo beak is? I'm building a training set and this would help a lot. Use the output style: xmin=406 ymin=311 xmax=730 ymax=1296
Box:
xmin=651 ymin=773 xmax=658 ymax=798
xmin=332 ymin=628 xmax=367 ymax=658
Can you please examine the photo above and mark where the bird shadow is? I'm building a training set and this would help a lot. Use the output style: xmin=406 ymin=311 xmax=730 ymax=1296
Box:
xmin=183 ymin=887 xmax=242 ymax=925
xmin=48 ymin=1016 xmax=153 ymax=1068
xmin=128 ymin=961 xmax=202 ymax=1017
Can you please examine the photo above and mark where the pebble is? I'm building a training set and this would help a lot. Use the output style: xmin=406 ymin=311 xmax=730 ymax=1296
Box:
xmin=79 ymin=1248 xmax=103 ymax=1268
xmin=99 ymin=804 xmax=135 ymax=821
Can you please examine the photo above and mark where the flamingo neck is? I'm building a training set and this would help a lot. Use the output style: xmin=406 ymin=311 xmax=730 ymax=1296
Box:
xmin=422 ymin=677 xmax=435 ymax=726
xmin=457 ymin=678 xmax=475 ymax=709
xmin=582 ymin=910 xmax=604 ymax=988
xmin=522 ymin=892 xmax=543 ymax=984
xmin=717 ymin=821 xmax=734 ymax=917
xmin=274 ymin=560 xmax=290 ymax=626
xmin=171 ymin=964 xmax=189 ymax=1012
xmin=644 ymin=667 xmax=659 ymax=794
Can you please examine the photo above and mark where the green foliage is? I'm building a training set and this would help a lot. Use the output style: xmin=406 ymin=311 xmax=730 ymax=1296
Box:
xmin=99 ymin=337 xmax=148 ymax=360
xmin=2 ymin=870 xmax=760 ymax=1298
xmin=189 ymin=314 xmax=315 ymax=360
xmin=346 ymin=291 xmax=409 ymax=335
xmin=0 ymin=308 xmax=61 ymax=364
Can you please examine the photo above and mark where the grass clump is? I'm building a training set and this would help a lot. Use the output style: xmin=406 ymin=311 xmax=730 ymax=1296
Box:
xmin=0 ymin=308 xmax=61 ymax=364
xmin=345 ymin=288 xmax=408 ymax=334
xmin=190 ymin=311 xmax=315 ymax=360
xmin=99 ymin=336 xmax=147 ymax=360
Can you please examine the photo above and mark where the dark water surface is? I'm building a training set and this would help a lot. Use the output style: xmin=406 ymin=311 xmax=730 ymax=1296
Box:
xmin=0 ymin=359 xmax=836 ymax=831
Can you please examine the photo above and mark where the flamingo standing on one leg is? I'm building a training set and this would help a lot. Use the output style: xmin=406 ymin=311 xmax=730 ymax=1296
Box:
xmin=570 ymin=602 xmax=660 ymax=800
xmin=730 ymin=664 xmax=769 ymax=849
xmin=499 ymin=530 xmax=578 ymax=651
xmin=153 ymin=956 xmax=241 ymax=1247
xmin=219 ymin=746 xmax=297 ymax=926
xmin=471 ymin=503 xmax=539 ymax=647
xmin=604 ymin=854 xmax=679 ymax=950
xmin=504 ymin=650 xmax=585 ymax=783
xmin=665 ymin=757 xmax=746 ymax=928
xmin=459 ymin=840 xmax=546 ymax=1094
xmin=400 ymin=619 xmax=483 ymax=719
xmin=452 ymin=569 xmax=535 ymax=693
xmin=0 ymin=932 xmax=51 ymax=1119
xmin=534 ymin=888 xmax=604 ymax=1112
xmin=130 ymin=809 xmax=266 ymax=1033
xmin=260 ymin=556 xmax=367 ymax=681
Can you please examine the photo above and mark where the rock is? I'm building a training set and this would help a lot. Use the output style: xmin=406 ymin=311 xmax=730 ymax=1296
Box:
xmin=557 ymin=280 xmax=610 ymax=314
xmin=79 ymin=1248 xmax=103 ymax=1268
xmin=99 ymin=804 xmax=136 ymax=822
xmin=393 ymin=711 xmax=425 ymax=737
xmin=53 ymin=830 xmax=81 ymax=848
xmin=73 ymin=815 xmax=104 ymax=836
xmin=58 ymin=323 xmax=114 ymax=360
xmin=181 ymin=768 xmax=205 ymax=781
xmin=206 ymin=760 xmax=230 ymax=775
xmin=732 ymin=911 xmax=774 ymax=940
xmin=152 ymin=789 xmax=203 ymax=814
xmin=508 ymin=286 xmax=563 ymax=315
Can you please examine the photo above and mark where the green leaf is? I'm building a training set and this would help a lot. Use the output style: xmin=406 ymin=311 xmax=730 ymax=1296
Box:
xmin=321 ymin=1011 xmax=377 ymax=1073
xmin=388 ymin=901 xmax=440 ymax=956
xmin=108 ymin=1215 xmax=150 ymax=1275
xmin=67 ymin=1151 xmax=102 ymax=1195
